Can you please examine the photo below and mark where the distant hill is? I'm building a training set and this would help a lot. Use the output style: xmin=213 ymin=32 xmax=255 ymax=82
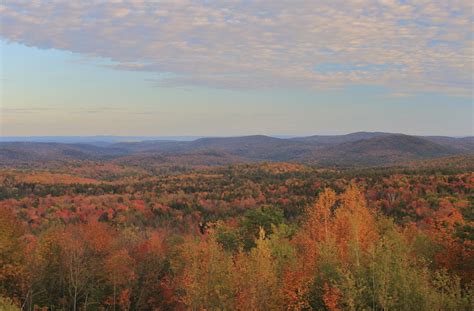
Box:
xmin=110 ymin=140 xmax=188 ymax=153
xmin=1 ymin=133 xmax=472 ymax=167
xmin=402 ymin=155 xmax=474 ymax=171
xmin=0 ymin=136 xmax=201 ymax=144
xmin=290 ymin=131 xmax=393 ymax=146
xmin=184 ymin=135 xmax=314 ymax=161
xmin=301 ymin=134 xmax=460 ymax=166
xmin=114 ymin=149 xmax=251 ymax=168
xmin=110 ymin=135 xmax=314 ymax=161
xmin=0 ymin=142 xmax=128 ymax=162
xmin=422 ymin=136 xmax=474 ymax=152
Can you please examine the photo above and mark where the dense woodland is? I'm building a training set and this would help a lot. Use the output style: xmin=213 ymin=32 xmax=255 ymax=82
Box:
xmin=0 ymin=157 xmax=473 ymax=310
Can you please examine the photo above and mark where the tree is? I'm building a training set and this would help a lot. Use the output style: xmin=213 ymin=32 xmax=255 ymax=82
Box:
xmin=240 ymin=205 xmax=284 ymax=249
xmin=105 ymin=249 xmax=135 ymax=311
xmin=0 ymin=208 xmax=28 ymax=305
xmin=176 ymin=234 xmax=234 ymax=310
xmin=234 ymin=228 xmax=282 ymax=310
xmin=0 ymin=296 xmax=21 ymax=311
xmin=332 ymin=184 xmax=378 ymax=267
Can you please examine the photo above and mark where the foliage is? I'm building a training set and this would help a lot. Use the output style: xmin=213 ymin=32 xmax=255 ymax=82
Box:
xmin=0 ymin=160 xmax=472 ymax=309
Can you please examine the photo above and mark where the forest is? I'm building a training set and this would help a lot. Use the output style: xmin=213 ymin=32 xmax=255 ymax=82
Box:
xmin=0 ymin=158 xmax=473 ymax=310
xmin=2 ymin=0 xmax=473 ymax=309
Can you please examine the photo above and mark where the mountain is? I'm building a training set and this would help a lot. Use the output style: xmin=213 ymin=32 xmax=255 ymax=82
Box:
xmin=290 ymin=131 xmax=393 ymax=146
xmin=110 ymin=140 xmax=187 ymax=153
xmin=0 ymin=136 xmax=201 ymax=144
xmin=302 ymin=134 xmax=460 ymax=166
xmin=0 ymin=142 xmax=129 ymax=162
xmin=422 ymin=136 xmax=474 ymax=152
xmin=111 ymin=135 xmax=314 ymax=161
xmin=184 ymin=135 xmax=314 ymax=161
xmin=1 ymin=133 xmax=472 ymax=167
xmin=114 ymin=149 xmax=251 ymax=168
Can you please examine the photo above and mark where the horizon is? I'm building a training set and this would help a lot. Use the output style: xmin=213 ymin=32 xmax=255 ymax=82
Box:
xmin=0 ymin=131 xmax=473 ymax=143
xmin=1 ymin=1 xmax=473 ymax=137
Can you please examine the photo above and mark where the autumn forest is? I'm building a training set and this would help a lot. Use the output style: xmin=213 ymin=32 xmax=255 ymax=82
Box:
xmin=2 ymin=0 xmax=473 ymax=309
xmin=0 ymin=154 xmax=473 ymax=310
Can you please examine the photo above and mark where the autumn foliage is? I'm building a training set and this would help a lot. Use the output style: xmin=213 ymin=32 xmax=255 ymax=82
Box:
xmin=0 ymin=162 xmax=473 ymax=310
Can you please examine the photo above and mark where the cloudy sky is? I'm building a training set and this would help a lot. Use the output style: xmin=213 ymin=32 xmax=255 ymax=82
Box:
xmin=1 ymin=0 xmax=472 ymax=136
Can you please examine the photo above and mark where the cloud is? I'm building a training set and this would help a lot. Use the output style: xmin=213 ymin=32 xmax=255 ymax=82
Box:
xmin=0 ymin=0 xmax=472 ymax=95
xmin=1 ymin=106 xmax=127 ymax=115
xmin=387 ymin=92 xmax=413 ymax=98
xmin=1 ymin=107 xmax=55 ymax=114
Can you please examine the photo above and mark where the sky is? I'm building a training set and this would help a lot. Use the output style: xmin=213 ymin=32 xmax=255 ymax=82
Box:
xmin=0 ymin=0 xmax=473 ymax=137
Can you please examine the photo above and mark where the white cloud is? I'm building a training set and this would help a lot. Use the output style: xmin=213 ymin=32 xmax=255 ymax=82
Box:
xmin=1 ymin=0 xmax=472 ymax=95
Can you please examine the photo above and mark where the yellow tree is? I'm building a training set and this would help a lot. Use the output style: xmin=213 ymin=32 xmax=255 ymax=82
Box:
xmin=0 ymin=208 xmax=28 ymax=305
xmin=177 ymin=233 xmax=234 ymax=310
xmin=234 ymin=228 xmax=282 ymax=310
xmin=333 ymin=184 xmax=378 ymax=267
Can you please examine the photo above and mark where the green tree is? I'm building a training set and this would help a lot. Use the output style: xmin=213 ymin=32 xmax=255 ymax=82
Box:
xmin=240 ymin=205 xmax=284 ymax=249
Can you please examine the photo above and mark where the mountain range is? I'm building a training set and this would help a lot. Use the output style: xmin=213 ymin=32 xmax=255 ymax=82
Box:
xmin=1 ymin=132 xmax=473 ymax=167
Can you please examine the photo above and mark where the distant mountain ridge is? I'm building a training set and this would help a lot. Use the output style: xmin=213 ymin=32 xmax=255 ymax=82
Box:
xmin=299 ymin=134 xmax=460 ymax=166
xmin=290 ymin=131 xmax=394 ymax=145
xmin=1 ymin=132 xmax=472 ymax=167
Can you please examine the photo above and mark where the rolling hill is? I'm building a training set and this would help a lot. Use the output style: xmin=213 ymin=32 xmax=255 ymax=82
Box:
xmin=290 ymin=131 xmax=393 ymax=146
xmin=1 ymin=133 xmax=472 ymax=167
xmin=301 ymin=134 xmax=460 ymax=166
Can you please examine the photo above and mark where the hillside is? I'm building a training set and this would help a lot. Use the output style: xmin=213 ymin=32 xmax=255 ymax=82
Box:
xmin=423 ymin=136 xmax=474 ymax=152
xmin=1 ymin=133 xmax=472 ymax=168
xmin=185 ymin=135 xmax=315 ymax=161
xmin=290 ymin=131 xmax=393 ymax=146
xmin=0 ymin=142 xmax=128 ymax=162
xmin=300 ymin=134 xmax=461 ymax=166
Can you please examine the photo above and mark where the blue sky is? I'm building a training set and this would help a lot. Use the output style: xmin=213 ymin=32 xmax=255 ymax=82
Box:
xmin=0 ymin=1 xmax=472 ymax=136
